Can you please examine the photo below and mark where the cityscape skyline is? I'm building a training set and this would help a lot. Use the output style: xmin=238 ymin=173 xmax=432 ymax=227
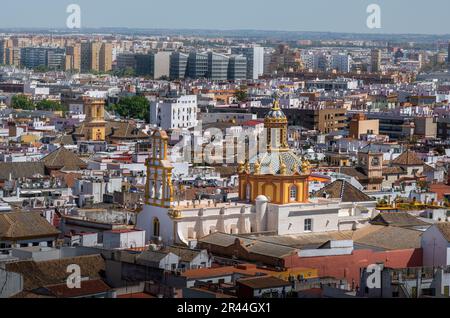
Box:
xmin=0 ymin=0 xmax=449 ymax=35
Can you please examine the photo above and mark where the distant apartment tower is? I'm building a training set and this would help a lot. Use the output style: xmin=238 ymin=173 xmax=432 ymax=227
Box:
xmin=149 ymin=95 xmax=198 ymax=130
xmin=187 ymin=52 xmax=208 ymax=79
xmin=231 ymin=46 xmax=264 ymax=79
xmin=20 ymin=47 xmax=66 ymax=70
xmin=0 ymin=39 xmax=19 ymax=66
xmin=371 ymin=49 xmax=381 ymax=73
xmin=169 ymin=52 xmax=189 ymax=80
xmin=331 ymin=53 xmax=351 ymax=73
xmin=81 ymin=42 xmax=112 ymax=73
xmin=65 ymin=44 xmax=81 ymax=72
xmin=448 ymin=42 xmax=450 ymax=65
xmin=207 ymin=52 xmax=229 ymax=81
xmin=99 ymin=42 xmax=113 ymax=73
xmin=228 ymin=55 xmax=247 ymax=81
xmin=0 ymin=40 xmax=7 ymax=64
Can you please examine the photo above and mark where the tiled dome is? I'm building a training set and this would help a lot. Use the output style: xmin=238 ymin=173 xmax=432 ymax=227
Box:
xmin=249 ymin=150 xmax=303 ymax=175
xmin=265 ymin=108 xmax=287 ymax=120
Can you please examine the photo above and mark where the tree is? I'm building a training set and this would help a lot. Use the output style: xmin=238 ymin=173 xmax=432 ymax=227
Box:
xmin=108 ymin=96 xmax=149 ymax=122
xmin=36 ymin=100 xmax=66 ymax=112
xmin=33 ymin=65 xmax=50 ymax=73
xmin=11 ymin=95 xmax=34 ymax=110
xmin=234 ymin=89 xmax=248 ymax=103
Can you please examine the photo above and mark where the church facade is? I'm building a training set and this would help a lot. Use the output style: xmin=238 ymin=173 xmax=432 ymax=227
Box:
xmin=137 ymin=100 xmax=377 ymax=246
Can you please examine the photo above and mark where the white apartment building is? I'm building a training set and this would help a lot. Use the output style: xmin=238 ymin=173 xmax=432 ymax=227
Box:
xmin=331 ymin=54 xmax=352 ymax=73
xmin=149 ymin=95 xmax=198 ymax=130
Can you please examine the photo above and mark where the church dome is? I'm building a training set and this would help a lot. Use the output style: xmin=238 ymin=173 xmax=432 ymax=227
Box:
xmin=265 ymin=108 xmax=287 ymax=120
xmin=264 ymin=99 xmax=287 ymax=122
xmin=249 ymin=151 xmax=303 ymax=176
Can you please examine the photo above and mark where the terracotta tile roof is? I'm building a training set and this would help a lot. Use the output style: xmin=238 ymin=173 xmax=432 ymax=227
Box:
xmin=0 ymin=211 xmax=60 ymax=240
xmin=41 ymin=146 xmax=87 ymax=170
xmin=429 ymin=183 xmax=450 ymax=201
xmin=237 ymin=275 xmax=292 ymax=289
xmin=0 ymin=162 xmax=46 ymax=180
xmin=391 ymin=150 xmax=424 ymax=166
xmin=370 ymin=212 xmax=429 ymax=228
xmin=314 ymin=180 xmax=373 ymax=202
xmin=118 ymin=292 xmax=155 ymax=298
xmin=340 ymin=167 xmax=368 ymax=180
xmin=39 ymin=279 xmax=111 ymax=298
xmin=161 ymin=246 xmax=205 ymax=263
xmin=5 ymin=255 xmax=106 ymax=291
xmin=382 ymin=166 xmax=405 ymax=175
xmin=352 ymin=225 xmax=422 ymax=250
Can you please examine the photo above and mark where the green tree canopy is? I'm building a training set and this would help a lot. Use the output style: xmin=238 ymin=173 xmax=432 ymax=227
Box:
xmin=36 ymin=100 xmax=67 ymax=112
xmin=11 ymin=95 xmax=34 ymax=110
xmin=108 ymin=96 xmax=149 ymax=122
xmin=234 ymin=89 xmax=248 ymax=103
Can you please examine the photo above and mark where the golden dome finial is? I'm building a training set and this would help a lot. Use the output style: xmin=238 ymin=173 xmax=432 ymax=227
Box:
xmin=272 ymin=95 xmax=281 ymax=111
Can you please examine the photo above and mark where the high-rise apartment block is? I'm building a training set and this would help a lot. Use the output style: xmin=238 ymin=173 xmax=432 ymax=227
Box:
xmin=371 ymin=49 xmax=381 ymax=73
xmin=65 ymin=44 xmax=81 ymax=72
xmin=81 ymin=42 xmax=112 ymax=73
xmin=331 ymin=53 xmax=352 ymax=73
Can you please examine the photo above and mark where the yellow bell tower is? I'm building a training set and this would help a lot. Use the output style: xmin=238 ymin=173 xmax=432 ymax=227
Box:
xmin=145 ymin=130 xmax=174 ymax=208
xmin=238 ymin=97 xmax=310 ymax=205
xmin=83 ymin=97 xmax=106 ymax=141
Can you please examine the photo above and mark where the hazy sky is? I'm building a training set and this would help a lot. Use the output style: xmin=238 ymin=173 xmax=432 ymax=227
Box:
xmin=0 ymin=0 xmax=448 ymax=34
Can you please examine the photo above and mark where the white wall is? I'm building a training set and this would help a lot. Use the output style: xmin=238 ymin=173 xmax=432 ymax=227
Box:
xmin=422 ymin=225 xmax=449 ymax=267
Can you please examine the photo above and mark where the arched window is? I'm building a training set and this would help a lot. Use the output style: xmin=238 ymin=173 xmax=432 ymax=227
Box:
xmin=246 ymin=184 xmax=251 ymax=200
xmin=153 ymin=218 xmax=160 ymax=237
xmin=289 ymin=185 xmax=297 ymax=202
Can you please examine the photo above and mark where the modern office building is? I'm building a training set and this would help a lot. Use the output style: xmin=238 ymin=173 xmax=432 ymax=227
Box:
xmin=187 ymin=52 xmax=208 ymax=79
xmin=117 ymin=52 xmax=171 ymax=79
xmin=231 ymin=46 xmax=264 ymax=79
xmin=207 ymin=52 xmax=229 ymax=81
xmin=169 ymin=52 xmax=189 ymax=80
xmin=116 ymin=53 xmax=137 ymax=71
xmin=150 ymin=52 xmax=171 ymax=79
xmin=20 ymin=47 xmax=66 ymax=70
xmin=149 ymin=95 xmax=198 ymax=130
xmin=228 ymin=55 xmax=247 ymax=81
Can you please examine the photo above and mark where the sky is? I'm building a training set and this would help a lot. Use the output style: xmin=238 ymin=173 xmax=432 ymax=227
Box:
xmin=0 ymin=0 xmax=448 ymax=35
